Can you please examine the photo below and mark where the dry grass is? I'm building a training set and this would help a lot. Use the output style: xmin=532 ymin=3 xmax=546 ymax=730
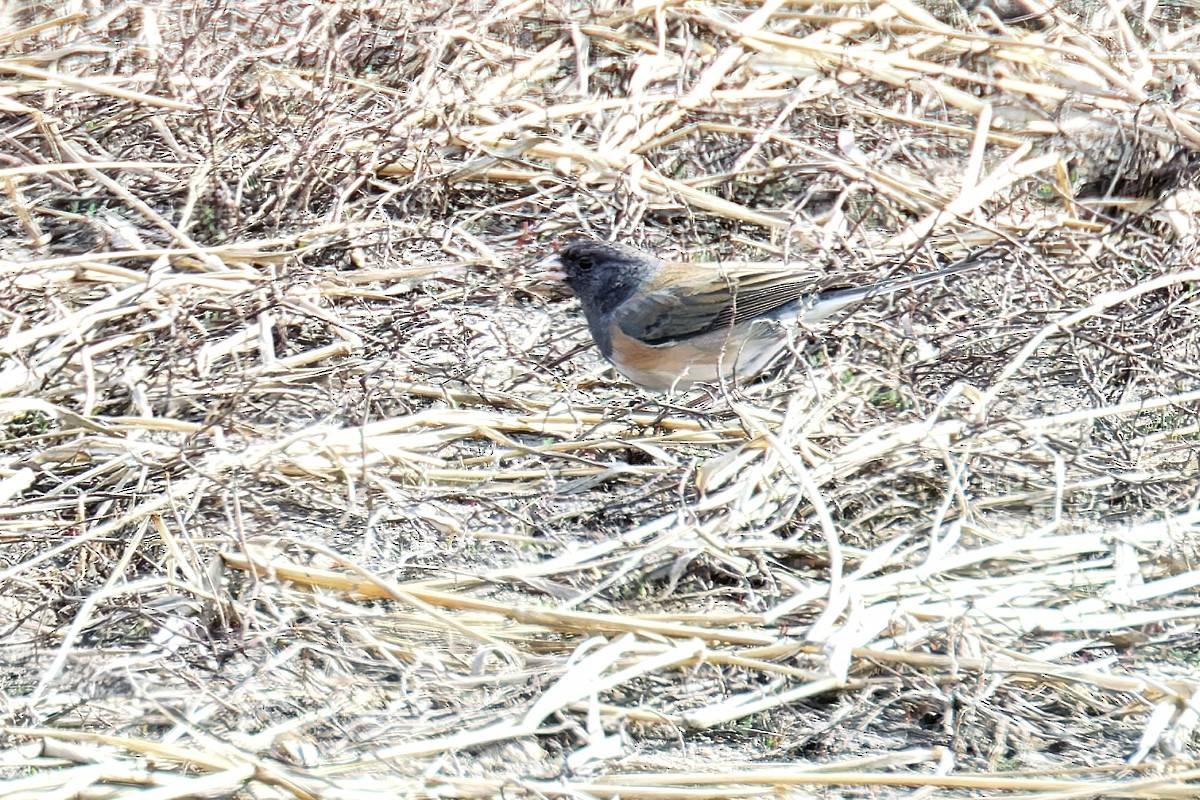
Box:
xmin=3 ymin=0 xmax=1200 ymax=797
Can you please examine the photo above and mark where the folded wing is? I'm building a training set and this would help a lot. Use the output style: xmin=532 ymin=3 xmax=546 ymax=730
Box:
xmin=617 ymin=264 xmax=820 ymax=346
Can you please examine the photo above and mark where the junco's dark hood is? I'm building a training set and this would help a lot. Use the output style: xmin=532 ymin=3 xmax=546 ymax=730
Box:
xmin=539 ymin=241 xmax=660 ymax=355
xmin=553 ymin=241 xmax=659 ymax=319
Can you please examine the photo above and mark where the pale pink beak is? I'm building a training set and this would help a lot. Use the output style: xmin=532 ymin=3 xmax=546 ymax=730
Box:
xmin=532 ymin=252 xmax=567 ymax=282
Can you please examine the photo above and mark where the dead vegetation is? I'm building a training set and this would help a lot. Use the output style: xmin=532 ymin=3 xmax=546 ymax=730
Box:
xmin=2 ymin=0 xmax=1200 ymax=797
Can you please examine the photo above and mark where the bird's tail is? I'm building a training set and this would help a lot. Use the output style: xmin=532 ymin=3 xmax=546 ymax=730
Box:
xmin=800 ymin=250 xmax=999 ymax=324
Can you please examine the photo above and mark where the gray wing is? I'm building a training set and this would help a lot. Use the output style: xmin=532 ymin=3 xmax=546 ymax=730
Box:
xmin=617 ymin=270 xmax=816 ymax=346
xmin=616 ymin=256 xmax=989 ymax=344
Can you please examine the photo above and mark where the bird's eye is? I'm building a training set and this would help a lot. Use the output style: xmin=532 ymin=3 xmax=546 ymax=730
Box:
xmin=576 ymin=254 xmax=594 ymax=271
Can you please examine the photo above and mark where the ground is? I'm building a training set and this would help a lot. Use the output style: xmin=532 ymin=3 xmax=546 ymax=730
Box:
xmin=2 ymin=0 xmax=1200 ymax=797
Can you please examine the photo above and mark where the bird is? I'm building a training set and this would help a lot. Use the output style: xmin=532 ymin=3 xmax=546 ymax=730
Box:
xmin=537 ymin=239 xmax=987 ymax=392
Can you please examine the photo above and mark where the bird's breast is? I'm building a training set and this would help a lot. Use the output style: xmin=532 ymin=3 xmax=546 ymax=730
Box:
xmin=606 ymin=321 xmax=789 ymax=392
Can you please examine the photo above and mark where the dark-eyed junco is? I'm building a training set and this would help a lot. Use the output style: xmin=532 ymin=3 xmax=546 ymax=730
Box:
xmin=538 ymin=240 xmax=986 ymax=392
